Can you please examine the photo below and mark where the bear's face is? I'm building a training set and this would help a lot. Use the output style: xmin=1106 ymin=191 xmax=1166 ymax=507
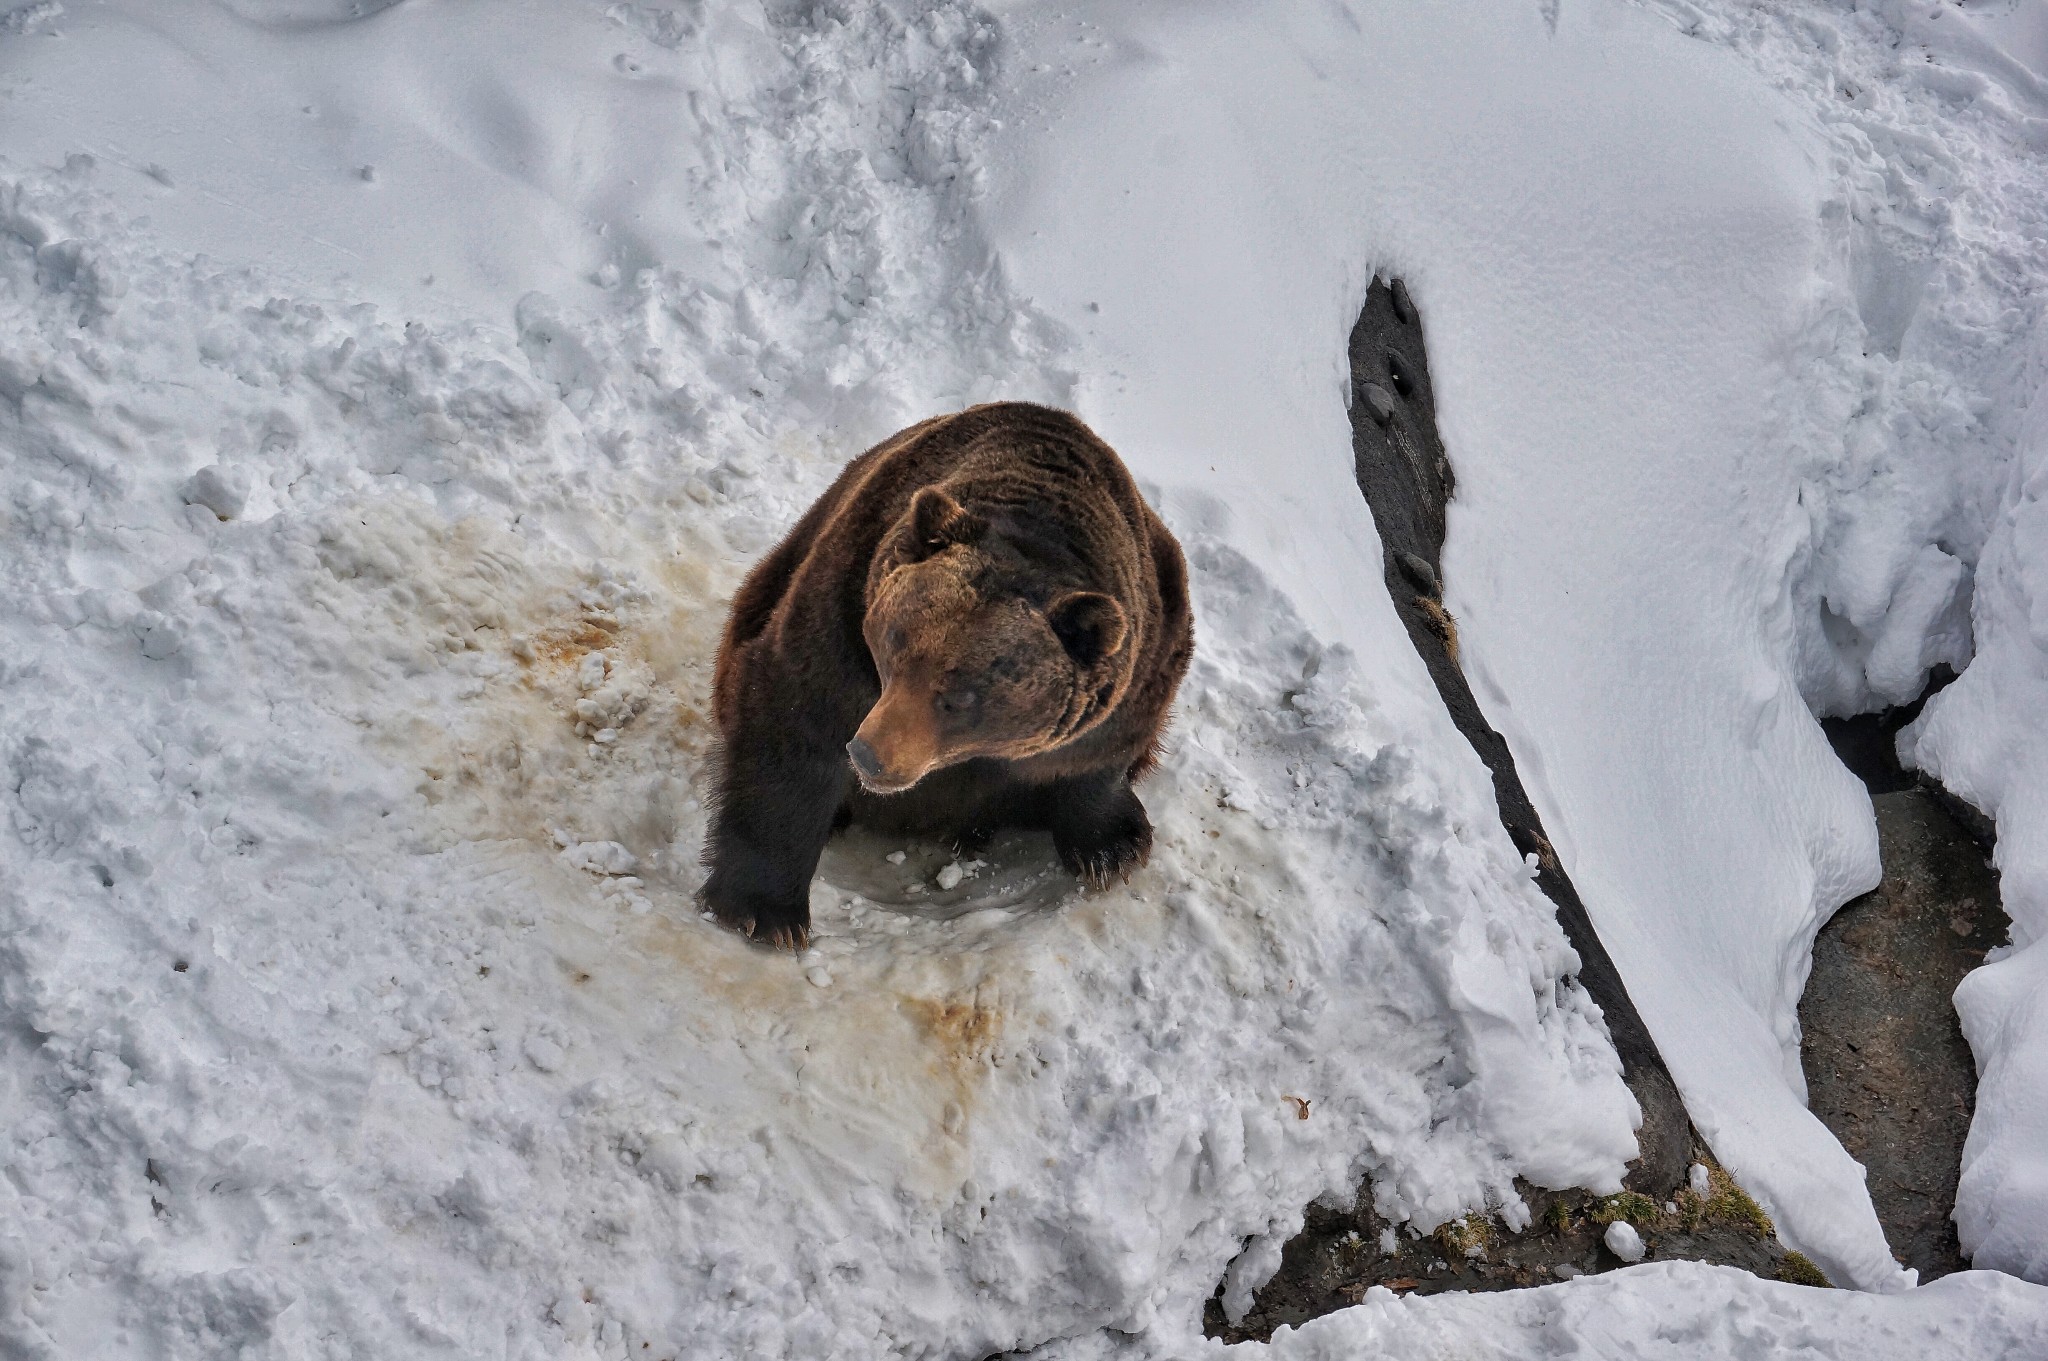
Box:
xmin=849 ymin=488 xmax=1130 ymax=794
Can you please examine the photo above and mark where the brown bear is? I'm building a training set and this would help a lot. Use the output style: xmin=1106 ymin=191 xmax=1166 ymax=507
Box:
xmin=701 ymin=401 xmax=1194 ymax=949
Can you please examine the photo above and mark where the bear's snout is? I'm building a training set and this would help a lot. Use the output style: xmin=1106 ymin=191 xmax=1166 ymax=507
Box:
xmin=845 ymin=737 xmax=887 ymax=786
xmin=848 ymin=689 xmax=941 ymax=794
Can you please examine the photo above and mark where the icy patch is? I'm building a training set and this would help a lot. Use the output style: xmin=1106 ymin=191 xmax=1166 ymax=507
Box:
xmin=818 ymin=827 xmax=1063 ymax=921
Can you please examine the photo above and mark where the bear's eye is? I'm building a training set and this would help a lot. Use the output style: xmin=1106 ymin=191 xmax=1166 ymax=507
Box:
xmin=936 ymin=688 xmax=979 ymax=715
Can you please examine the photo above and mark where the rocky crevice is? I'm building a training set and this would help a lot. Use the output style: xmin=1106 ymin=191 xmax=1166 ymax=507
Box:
xmin=1204 ymin=277 xmax=1819 ymax=1341
xmin=1344 ymin=276 xmax=1691 ymax=1193
xmin=1809 ymin=687 xmax=2011 ymax=1281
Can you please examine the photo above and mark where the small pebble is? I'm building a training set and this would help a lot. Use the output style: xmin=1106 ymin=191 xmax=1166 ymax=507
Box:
xmin=1360 ymin=381 xmax=1397 ymax=426
xmin=936 ymin=862 xmax=964 ymax=891
xmin=1390 ymin=279 xmax=1415 ymax=324
xmin=1397 ymin=550 xmax=1439 ymax=596
xmin=886 ymin=850 xmax=907 ymax=865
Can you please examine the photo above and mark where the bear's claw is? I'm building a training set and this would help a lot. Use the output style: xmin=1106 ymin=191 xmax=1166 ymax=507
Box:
xmin=704 ymin=882 xmax=811 ymax=952
xmin=1053 ymin=785 xmax=1154 ymax=889
xmin=755 ymin=920 xmax=811 ymax=952
xmin=1056 ymin=823 xmax=1152 ymax=889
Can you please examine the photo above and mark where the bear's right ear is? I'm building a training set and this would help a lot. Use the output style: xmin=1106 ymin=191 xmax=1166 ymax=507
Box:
xmin=906 ymin=487 xmax=987 ymax=559
xmin=1047 ymin=592 xmax=1128 ymax=667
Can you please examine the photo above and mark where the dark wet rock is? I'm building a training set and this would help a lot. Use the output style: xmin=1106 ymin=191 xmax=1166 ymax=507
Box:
xmin=1359 ymin=381 xmax=1398 ymax=426
xmin=1799 ymin=782 xmax=2009 ymax=1281
xmin=1201 ymin=276 xmax=1819 ymax=1346
xmin=1394 ymin=549 xmax=1438 ymax=596
xmin=1389 ymin=276 xmax=1416 ymax=325
xmin=1207 ymin=1157 xmax=1825 ymax=1343
xmin=1343 ymin=276 xmax=1688 ymax=1196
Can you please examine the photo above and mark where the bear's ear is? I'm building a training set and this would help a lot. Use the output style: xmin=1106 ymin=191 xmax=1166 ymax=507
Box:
xmin=906 ymin=486 xmax=986 ymax=559
xmin=1047 ymin=592 xmax=1128 ymax=667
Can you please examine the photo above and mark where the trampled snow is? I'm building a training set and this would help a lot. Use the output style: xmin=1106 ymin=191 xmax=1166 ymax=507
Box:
xmin=2 ymin=0 xmax=2047 ymax=1357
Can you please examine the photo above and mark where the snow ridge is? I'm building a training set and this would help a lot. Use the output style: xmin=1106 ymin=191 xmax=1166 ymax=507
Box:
xmin=1633 ymin=0 xmax=2048 ymax=1289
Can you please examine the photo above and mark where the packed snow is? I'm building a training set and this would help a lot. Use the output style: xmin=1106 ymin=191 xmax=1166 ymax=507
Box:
xmin=1 ymin=0 xmax=2046 ymax=1358
xmin=990 ymin=0 xmax=2048 ymax=1300
xmin=1054 ymin=1265 xmax=2048 ymax=1360
xmin=1239 ymin=1264 xmax=2048 ymax=1360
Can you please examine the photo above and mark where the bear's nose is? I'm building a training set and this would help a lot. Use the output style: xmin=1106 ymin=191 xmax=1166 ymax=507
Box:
xmin=846 ymin=737 xmax=885 ymax=783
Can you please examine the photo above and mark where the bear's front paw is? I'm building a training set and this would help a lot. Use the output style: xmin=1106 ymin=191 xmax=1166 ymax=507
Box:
xmin=703 ymin=881 xmax=811 ymax=952
xmin=1054 ymin=802 xmax=1153 ymax=889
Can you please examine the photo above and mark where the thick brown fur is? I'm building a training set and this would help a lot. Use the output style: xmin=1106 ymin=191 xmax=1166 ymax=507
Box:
xmin=702 ymin=402 xmax=1194 ymax=949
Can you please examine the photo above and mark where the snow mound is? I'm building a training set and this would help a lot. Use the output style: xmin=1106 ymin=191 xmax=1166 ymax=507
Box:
xmin=987 ymin=0 xmax=2048 ymax=1293
xmin=0 ymin=3 xmax=1632 ymax=1354
xmin=1242 ymin=1263 xmax=2048 ymax=1361
xmin=1905 ymin=320 xmax=2048 ymax=1281
xmin=987 ymin=0 xmax=1901 ymax=1289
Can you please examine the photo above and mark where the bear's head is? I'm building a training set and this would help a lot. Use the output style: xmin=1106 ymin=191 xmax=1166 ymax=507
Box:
xmin=849 ymin=486 xmax=1134 ymax=794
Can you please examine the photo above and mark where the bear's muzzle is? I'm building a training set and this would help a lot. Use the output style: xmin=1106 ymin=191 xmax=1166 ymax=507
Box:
xmin=848 ymin=688 xmax=942 ymax=794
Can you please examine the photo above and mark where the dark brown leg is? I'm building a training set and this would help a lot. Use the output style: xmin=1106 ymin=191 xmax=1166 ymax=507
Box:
xmin=1045 ymin=768 xmax=1153 ymax=887
xmin=702 ymin=730 xmax=851 ymax=951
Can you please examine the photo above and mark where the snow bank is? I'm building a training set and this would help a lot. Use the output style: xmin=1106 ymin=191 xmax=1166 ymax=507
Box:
xmin=989 ymin=0 xmax=2048 ymax=1293
xmin=1034 ymin=1266 xmax=2048 ymax=1361
xmin=1241 ymin=1263 xmax=2048 ymax=1361
xmin=1653 ymin=0 xmax=2048 ymax=1287
xmin=6 ymin=0 xmax=2048 ymax=1352
xmin=986 ymin=0 xmax=1905 ymax=1289
xmin=1906 ymin=318 xmax=2048 ymax=1280
xmin=0 ymin=2 xmax=1633 ymax=1355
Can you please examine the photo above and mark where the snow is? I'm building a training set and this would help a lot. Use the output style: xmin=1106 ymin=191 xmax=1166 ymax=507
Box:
xmin=1904 ymin=321 xmax=2048 ymax=1280
xmin=1 ymin=0 xmax=2047 ymax=1357
xmin=1657 ymin=0 xmax=2048 ymax=1291
xmin=1604 ymin=1220 xmax=1647 ymax=1264
xmin=1236 ymin=1264 xmax=2048 ymax=1361
xmin=988 ymin=0 xmax=2048 ymax=1298
xmin=987 ymin=0 xmax=1874 ymax=1289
